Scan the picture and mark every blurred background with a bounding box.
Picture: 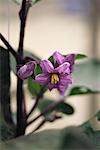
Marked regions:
[0,0,100,134]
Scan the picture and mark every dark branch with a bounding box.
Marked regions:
[0,33,19,62]
[18,0,32,54]
[30,119,46,134]
[26,99,64,127]
[26,86,45,119]
[16,0,32,136]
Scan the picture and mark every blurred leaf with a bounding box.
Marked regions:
[10,53,17,74]
[13,0,41,5]
[80,119,100,149]
[1,130,61,150]
[38,99,74,115]
[69,86,99,96]
[1,126,99,150]
[0,46,16,141]
[56,102,74,115]
[28,77,47,96]
[75,54,87,60]
[73,60,100,91]
[28,78,41,96]
[60,126,95,150]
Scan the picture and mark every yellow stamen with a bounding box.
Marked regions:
[51,74,59,84]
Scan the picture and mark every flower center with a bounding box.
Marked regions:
[51,74,59,84]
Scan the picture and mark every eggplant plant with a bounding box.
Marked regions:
[0,0,100,149]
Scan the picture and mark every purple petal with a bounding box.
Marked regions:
[58,84,68,95]
[53,51,65,64]
[55,62,70,74]
[40,60,54,73]
[65,54,76,72]
[48,83,58,91]
[58,74,72,95]
[59,74,72,86]
[35,73,50,85]
[17,61,35,80]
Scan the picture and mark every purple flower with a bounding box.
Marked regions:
[35,51,76,95]
[35,59,73,95]
[53,51,76,73]
[17,61,36,80]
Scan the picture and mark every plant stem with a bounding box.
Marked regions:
[30,119,46,134]
[0,33,19,62]
[26,99,64,127]
[26,86,45,119]
[16,0,31,136]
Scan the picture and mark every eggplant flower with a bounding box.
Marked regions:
[17,61,36,80]
[35,59,73,95]
[35,51,76,95]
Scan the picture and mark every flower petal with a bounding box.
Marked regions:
[48,83,58,91]
[55,62,70,74]
[60,74,72,86]
[58,84,68,95]
[35,73,50,85]
[65,54,76,72]
[53,51,65,64]
[58,74,72,95]
[17,61,35,80]
[40,60,54,73]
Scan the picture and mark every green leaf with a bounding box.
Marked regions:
[1,126,99,150]
[38,99,74,115]
[80,120,100,149]
[69,86,99,96]
[56,102,74,115]
[75,54,87,60]
[1,130,61,150]
[34,64,42,76]
[0,46,16,141]
[28,78,42,96]
[13,0,41,5]
[10,53,17,74]
[48,56,54,64]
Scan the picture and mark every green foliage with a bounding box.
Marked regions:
[1,118,100,149]
[37,99,74,115]
[34,64,42,76]
[0,46,16,141]
[69,86,99,96]
[75,54,87,60]
[10,53,17,74]
[80,119,100,149]
[13,0,41,5]
[28,78,42,96]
